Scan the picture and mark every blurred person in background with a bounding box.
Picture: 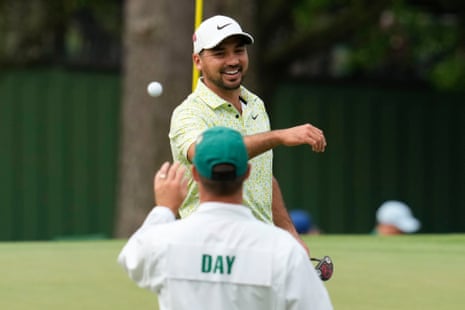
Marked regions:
[290,209,321,235]
[374,200,421,235]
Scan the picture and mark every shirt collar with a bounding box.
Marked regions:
[196,202,256,219]
[195,78,255,109]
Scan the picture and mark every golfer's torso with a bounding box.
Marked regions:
[171,84,273,223]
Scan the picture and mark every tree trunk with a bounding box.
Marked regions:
[115,0,260,237]
[114,0,193,237]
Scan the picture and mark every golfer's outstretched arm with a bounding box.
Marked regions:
[186,124,326,163]
[243,124,327,158]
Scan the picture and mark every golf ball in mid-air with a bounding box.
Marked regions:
[147,81,163,97]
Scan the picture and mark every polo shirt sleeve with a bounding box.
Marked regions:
[169,103,210,161]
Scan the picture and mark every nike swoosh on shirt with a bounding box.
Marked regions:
[217,23,232,30]
[252,114,259,120]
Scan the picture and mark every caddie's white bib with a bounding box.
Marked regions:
[167,244,272,286]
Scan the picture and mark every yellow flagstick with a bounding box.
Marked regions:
[192,0,203,91]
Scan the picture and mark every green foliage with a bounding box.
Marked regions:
[430,53,465,91]
[2,0,464,90]
[268,0,465,91]
[292,0,347,32]
[0,0,121,67]
[349,5,462,76]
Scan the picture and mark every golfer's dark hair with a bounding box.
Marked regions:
[200,164,245,196]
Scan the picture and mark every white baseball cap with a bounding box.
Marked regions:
[193,15,254,54]
[376,200,421,233]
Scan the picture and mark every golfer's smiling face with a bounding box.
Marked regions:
[196,36,249,92]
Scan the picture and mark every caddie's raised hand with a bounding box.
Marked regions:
[281,124,327,153]
[154,162,188,217]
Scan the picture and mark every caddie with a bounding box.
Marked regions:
[118,126,333,310]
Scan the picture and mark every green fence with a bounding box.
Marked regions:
[271,83,465,233]
[1,70,464,240]
[0,69,120,241]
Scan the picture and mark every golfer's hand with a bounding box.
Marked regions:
[280,124,327,152]
[154,162,187,217]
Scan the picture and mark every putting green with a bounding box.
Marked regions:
[0,240,154,310]
[306,234,465,310]
[0,235,463,309]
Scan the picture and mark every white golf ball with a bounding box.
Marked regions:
[147,81,163,97]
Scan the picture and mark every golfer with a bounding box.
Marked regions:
[118,126,333,310]
[170,15,327,255]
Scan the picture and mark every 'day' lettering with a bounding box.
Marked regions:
[201,254,236,274]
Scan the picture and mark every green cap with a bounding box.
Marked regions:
[193,126,248,180]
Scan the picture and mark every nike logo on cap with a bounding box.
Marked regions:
[217,23,232,30]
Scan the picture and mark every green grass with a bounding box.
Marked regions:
[1,235,464,309]
[0,240,154,310]
[307,234,465,310]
